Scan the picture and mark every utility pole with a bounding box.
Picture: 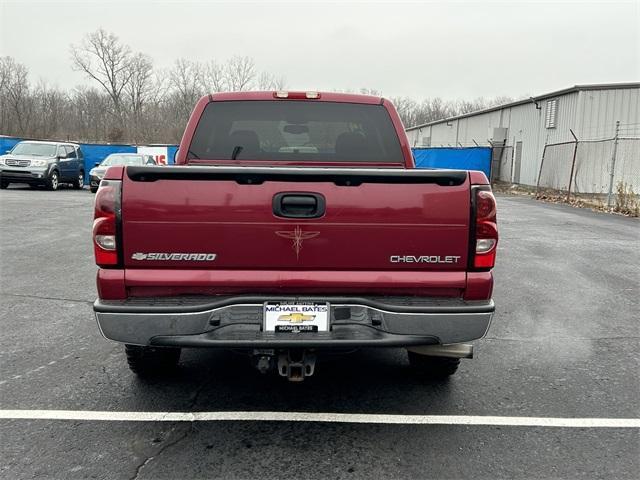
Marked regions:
[607,121,621,208]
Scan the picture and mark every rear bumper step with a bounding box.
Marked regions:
[94,296,494,348]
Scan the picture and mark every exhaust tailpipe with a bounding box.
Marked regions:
[407,343,473,359]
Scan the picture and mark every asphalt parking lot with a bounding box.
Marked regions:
[0,185,638,479]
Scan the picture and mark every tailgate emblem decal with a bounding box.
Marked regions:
[275,226,320,260]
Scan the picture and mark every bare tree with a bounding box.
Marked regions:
[429,97,455,121]
[124,53,154,141]
[169,58,204,119]
[0,56,13,132]
[135,72,172,141]
[0,56,11,94]
[3,58,33,135]
[389,96,418,125]
[72,86,112,142]
[125,54,154,115]
[489,96,514,107]
[70,29,133,116]
[225,55,255,91]
[201,60,226,93]
[453,96,514,115]
[390,96,465,127]
[33,81,69,138]
[256,71,287,91]
[2,47,521,145]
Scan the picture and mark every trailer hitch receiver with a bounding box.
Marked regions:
[277,350,316,382]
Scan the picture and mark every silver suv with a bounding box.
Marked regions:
[0,141,85,191]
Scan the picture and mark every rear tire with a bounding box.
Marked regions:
[90,186,98,193]
[125,344,181,377]
[0,181,8,189]
[73,171,84,189]
[46,170,59,191]
[407,351,460,379]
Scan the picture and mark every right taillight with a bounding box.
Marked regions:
[93,180,121,267]
[471,187,498,270]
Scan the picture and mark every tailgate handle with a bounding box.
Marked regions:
[273,193,326,218]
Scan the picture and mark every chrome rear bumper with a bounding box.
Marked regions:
[94,295,494,348]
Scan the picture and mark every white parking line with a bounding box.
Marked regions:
[0,410,638,428]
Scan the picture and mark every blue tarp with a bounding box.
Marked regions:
[412,147,492,178]
[167,145,179,164]
[0,136,22,154]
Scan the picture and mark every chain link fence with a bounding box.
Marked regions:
[535,122,639,213]
[571,139,613,194]
[536,141,577,192]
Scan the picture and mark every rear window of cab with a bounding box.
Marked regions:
[187,100,404,163]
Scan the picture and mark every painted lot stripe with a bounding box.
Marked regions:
[0,410,638,428]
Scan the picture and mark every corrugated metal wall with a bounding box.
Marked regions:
[502,102,543,185]
[405,86,640,189]
[431,122,457,146]
[421,100,565,185]
[406,126,426,146]
[456,110,503,146]
[576,88,640,139]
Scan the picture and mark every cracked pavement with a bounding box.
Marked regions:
[0,186,639,479]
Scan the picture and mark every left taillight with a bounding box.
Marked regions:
[470,187,498,270]
[93,179,121,267]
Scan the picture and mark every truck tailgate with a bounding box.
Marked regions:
[121,166,470,272]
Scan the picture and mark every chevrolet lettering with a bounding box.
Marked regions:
[390,255,462,264]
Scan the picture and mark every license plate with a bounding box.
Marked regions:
[264,302,329,333]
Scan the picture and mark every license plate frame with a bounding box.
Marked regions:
[263,301,330,333]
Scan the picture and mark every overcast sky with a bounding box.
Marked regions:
[1,0,638,100]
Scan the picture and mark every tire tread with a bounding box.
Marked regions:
[124,344,181,377]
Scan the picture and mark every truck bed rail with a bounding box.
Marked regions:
[126,166,468,186]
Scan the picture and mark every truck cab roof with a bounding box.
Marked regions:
[208,91,384,105]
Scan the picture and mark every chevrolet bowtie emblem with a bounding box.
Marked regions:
[277,313,316,323]
[275,226,320,260]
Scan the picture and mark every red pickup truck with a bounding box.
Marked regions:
[92,91,497,381]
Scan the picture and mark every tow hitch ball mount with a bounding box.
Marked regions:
[252,349,317,382]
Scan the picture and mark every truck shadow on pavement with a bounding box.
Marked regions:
[123,347,458,414]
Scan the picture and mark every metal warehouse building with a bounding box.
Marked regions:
[405,83,640,194]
